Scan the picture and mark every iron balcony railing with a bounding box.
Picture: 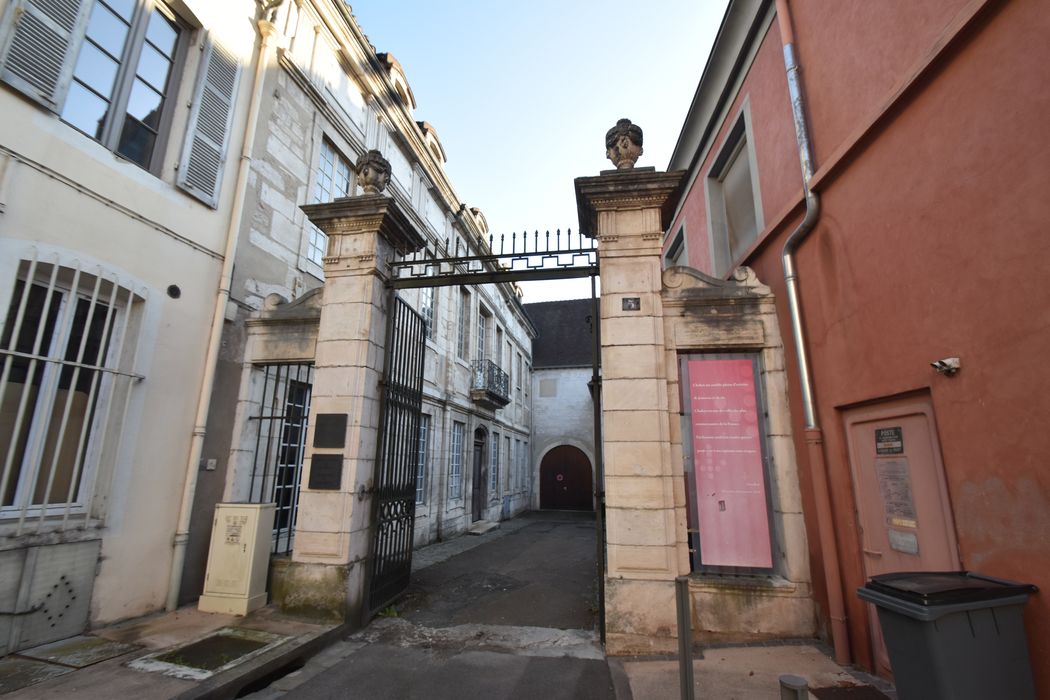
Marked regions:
[471,359,510,407]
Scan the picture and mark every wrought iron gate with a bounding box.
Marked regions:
[366,297,426,614]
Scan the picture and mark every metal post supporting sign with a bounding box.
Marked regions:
[676,575,695,700]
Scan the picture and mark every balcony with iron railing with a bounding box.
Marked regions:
[470,359,510,410]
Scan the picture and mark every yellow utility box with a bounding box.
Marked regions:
[198,503,275,615]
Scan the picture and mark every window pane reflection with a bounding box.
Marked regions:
[73,43,119,98]
[101,0,135,21]
[117,118,156,167]
[126,79,162,127]
[86,3,130,57]
[136,44,172,92]
[62,83,108,139]
[146,11,178,55]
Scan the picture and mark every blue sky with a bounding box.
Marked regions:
[350,1,729,301]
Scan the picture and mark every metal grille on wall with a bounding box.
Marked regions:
[389,229,597,289]
[366,297,426,614]
[246,362,313,555]
[0,257,144,535]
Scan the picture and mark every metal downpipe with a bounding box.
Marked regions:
[776,0,851,665]
[166,11,281,612]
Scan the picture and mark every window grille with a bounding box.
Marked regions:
[246,362,313,555]
[415,414,429,504]
[0,257,143,533]
[449,420,464,499]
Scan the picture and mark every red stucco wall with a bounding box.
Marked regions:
[665,19,801,273]
[672,0,1050,690]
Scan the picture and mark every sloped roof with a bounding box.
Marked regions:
[524,299,596,369]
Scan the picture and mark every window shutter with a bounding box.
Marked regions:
[177,37,240,208]
[0,0,89,109]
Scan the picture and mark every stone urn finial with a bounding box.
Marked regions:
[605,118,643,170]
[355,149,392,194]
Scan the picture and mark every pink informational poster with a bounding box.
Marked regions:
[688,358,773,568]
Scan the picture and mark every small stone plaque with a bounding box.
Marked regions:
[313,414,348,448]
[622,297,641,311]
[308,454,343,490]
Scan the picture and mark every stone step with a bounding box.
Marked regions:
[467,520,500,536]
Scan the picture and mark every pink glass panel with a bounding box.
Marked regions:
[689,358,773,568]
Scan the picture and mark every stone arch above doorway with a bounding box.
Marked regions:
[539,445,593,511]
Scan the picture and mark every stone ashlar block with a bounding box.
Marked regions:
[607,543,678,579]
[601,345,665,381]
[603,378,666,412]
[605,475,675,510]
[690,579,815,638]
[604,410,667,444]
[604,440,668,477]
[601,316,658,347]
[604,577,678,656]
[270,558,350,623]
[606,506,676,547]
[295,489,351,534]
[775,511,811,583]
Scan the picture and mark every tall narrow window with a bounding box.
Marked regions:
[308,139,353,265]
[415,414,430,504]
[456,289,470,359]
[489,431,499,493]
[476,308,489,363]
[449,421,464,499]
[0,261,141,525]
[707,113,763,276]
[515,352,523,401]
[504,436,511,494]
[514,438,521,491]
[419,286,435,340]
[60,1,187,171]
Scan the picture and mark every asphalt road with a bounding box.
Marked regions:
[267,511,617,700]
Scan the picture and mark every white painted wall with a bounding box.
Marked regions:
[531,367,596,509]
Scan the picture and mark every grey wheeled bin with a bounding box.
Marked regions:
[858,571,1038,700]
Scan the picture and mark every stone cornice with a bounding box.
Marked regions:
[301,194,426,256]
[575,170,687,239]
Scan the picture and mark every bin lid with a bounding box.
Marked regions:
[866,571,1038,606]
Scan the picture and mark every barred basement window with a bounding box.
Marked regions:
[448,420,464,499]
[0,258,143,531]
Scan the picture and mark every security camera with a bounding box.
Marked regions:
[931,357,961,376]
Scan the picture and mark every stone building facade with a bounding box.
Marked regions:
[181,0,537,604]
[0,0,536,649]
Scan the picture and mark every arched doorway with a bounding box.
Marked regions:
[539,445,593,511]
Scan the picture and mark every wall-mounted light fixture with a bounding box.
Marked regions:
[931,357,961,376]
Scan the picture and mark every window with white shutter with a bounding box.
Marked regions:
[0,0,198,176]
[176,35,239,207]
[0,0,91,108]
